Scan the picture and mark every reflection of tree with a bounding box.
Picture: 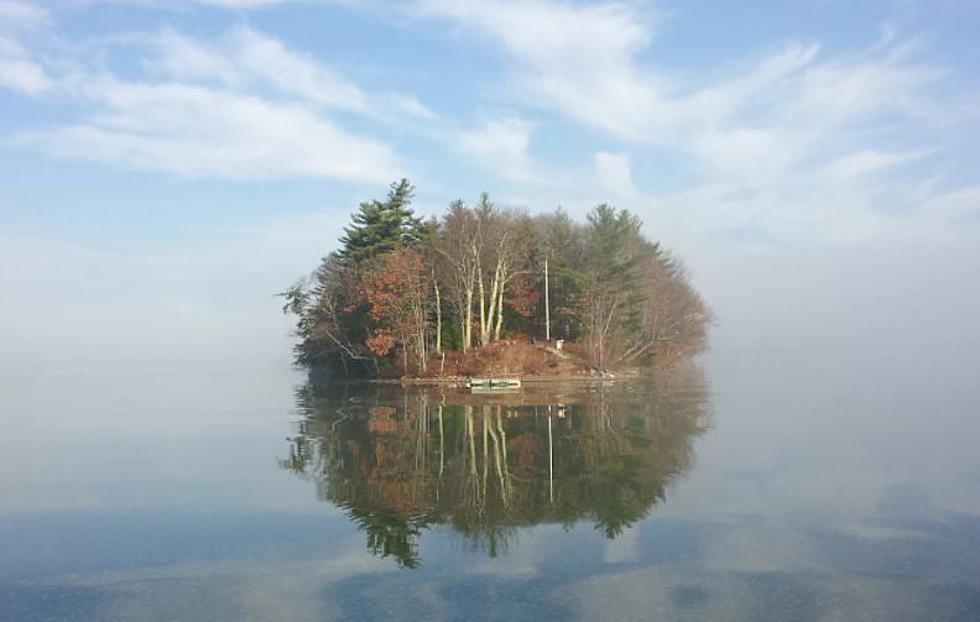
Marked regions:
[280,366,712,568]
[347,507,425,569]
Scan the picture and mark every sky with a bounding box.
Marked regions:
[1,0,979,372]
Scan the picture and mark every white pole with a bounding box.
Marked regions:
[544,256,551,342]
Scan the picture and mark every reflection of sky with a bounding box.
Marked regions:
[2,347,979,620]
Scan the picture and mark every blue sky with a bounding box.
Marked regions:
[1,0,979,370]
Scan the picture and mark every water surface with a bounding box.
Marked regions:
[2,349,979,621]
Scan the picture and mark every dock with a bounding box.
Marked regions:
[467,376,522,391]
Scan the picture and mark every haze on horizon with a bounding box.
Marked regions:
[1,0,978,373]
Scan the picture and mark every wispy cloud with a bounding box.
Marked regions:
[0,2,54,94]
[454,117,540,183]
[594,151,635,197]
[145,25,437,122]
[411,0,660,139]
[4,25,418,182]
[824,149,926,181]
[70,0,301,9]
[16,79,403,181]
[1,0,976,242]
[0,1,51,29]
[412,1,940,156]
[0,37,53,95]
[411,0,970,243]
[192,0,296,6]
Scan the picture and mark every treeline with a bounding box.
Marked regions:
[281,179,710,376]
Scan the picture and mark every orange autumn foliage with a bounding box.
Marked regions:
[360,248,427,359]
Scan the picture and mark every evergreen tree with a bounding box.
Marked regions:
[581,205,651,370]
[540,207,586,340]
[336,178,424,265]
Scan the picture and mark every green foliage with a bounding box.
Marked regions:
[584,204,648,292]
[280,180,710,376]
[336,178,424,266]
[347,507,425,569]
[538,208,585,340]
[577,205,657,368]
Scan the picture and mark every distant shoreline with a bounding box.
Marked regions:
[304,362,646,387]
[379,373,632,386]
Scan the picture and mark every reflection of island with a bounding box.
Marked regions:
[280,367,712,568]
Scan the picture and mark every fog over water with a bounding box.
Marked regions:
[2,211,978,373]
[2,271,979,619]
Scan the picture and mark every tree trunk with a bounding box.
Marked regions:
[474,242,487,347]
[484,260,502,346]
[478,261,487,346]
[433,277,442,355]
[544,256,551,342]
[464,286,473,352]
[493,270,506,341]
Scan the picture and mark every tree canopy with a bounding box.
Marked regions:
[280,180,710,376]
[336,178,424,265]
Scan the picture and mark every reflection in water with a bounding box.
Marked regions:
[7,357,980,620]
[281,366,712,568]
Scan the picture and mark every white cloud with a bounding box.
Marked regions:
[0,36,52,95]
[17,78,402,181]
[0,1,50,29]
[194,0,294,6]
[824,149,925,180]
[146,26,437,123]
[1,0,973,241]
[71,0,297,9]
[594,151,634,196]
[455,117,539,182]
[6,25,419,182]
[0,56,51,95]
[382,92,436,121]
[413,0,963,242]
[412,0,661,139]
[412,2,939,147]
[150,26,371,113]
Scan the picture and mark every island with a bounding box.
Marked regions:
[280,179,710,381]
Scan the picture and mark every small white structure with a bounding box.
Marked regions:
[468,377,522,392]
[555,339,564,351]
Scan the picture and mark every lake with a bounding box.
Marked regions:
[2,347,979,621]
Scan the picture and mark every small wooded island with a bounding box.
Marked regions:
[281,179,710,380]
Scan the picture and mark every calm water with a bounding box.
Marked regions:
[2,349,980,621]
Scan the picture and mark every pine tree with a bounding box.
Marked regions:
[540,207,586,340]
[581,205,651,370]
[336,179,424,266]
